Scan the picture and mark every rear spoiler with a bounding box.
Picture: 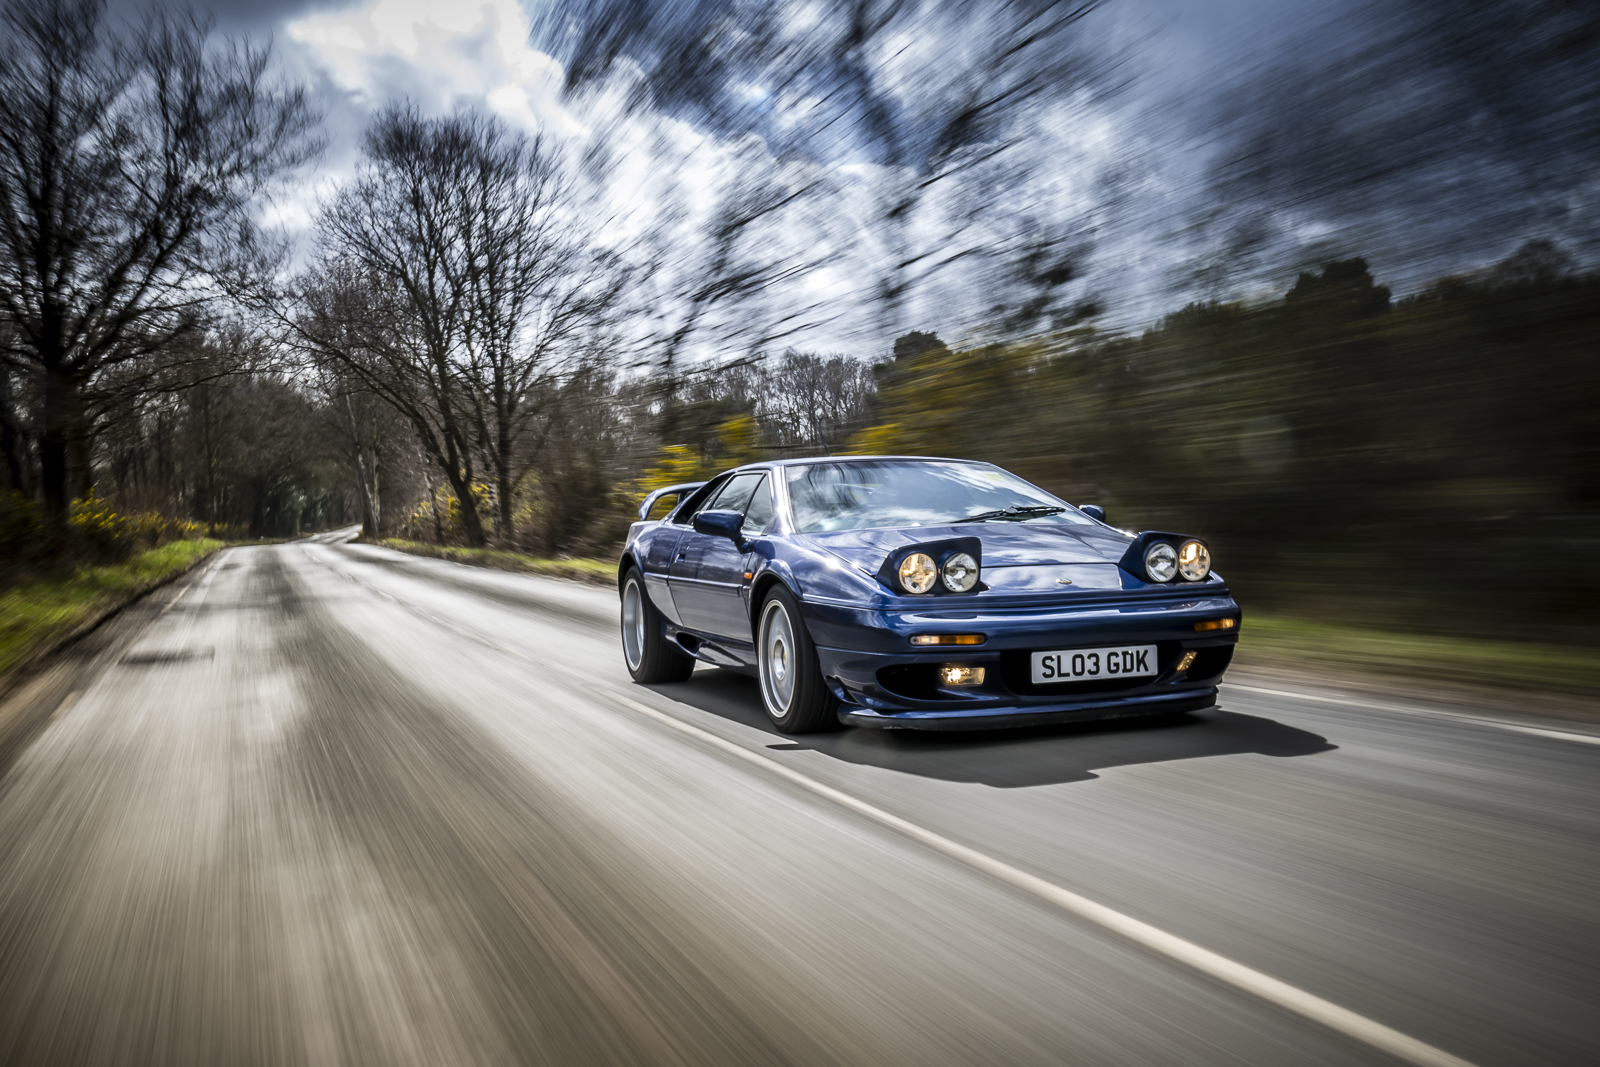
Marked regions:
[637,482,706,521]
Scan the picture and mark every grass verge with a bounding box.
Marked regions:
[1236,613,1597,698]
[376,539,615,586]
[0,539,223,682]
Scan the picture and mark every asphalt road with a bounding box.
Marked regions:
[0,542,1595,1067]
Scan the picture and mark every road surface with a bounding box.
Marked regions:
[0,542,1594,1066]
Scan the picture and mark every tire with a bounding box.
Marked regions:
[620,569,695,684]
[756,585,837,733]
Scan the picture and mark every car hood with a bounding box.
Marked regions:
[802,523,1135,572]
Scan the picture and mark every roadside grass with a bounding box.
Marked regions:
[376,539,616,586]
[1236,613,1597,698]
[0,539,223,681]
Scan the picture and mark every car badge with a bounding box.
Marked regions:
[1057,578,1073,585]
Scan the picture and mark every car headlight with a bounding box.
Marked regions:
[1178,540,1210,581]
[941,551,979,592]
[1144,542,1178,582]
[899,552,938,594]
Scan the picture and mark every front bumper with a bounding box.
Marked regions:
[807,591,1239,731]
[837,689,1220,730]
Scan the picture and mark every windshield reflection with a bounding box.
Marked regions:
[785,460,1093,533]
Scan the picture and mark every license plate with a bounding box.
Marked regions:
[1031,644,1157,684]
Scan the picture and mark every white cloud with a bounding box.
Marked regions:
[288,0,585,136]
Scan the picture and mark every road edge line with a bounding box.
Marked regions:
[602,688,1478,1067]
[1226,683,1600,746]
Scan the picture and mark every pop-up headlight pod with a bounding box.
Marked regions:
[877,537,985,595]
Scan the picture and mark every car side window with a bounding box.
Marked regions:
[741,476,773,536]
[672,478,726,523]
[645,490,688,521]
[701,473,763,518]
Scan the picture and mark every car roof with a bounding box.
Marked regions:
[737,455,990,469]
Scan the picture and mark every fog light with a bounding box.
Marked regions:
[1174,650,1198,672]
[1194,618,1236,631]
[939,665,986,686]
[911,634,987,645]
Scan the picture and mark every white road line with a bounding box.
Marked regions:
[1226,683,1600,747]
[160,551,225,616]
[166,553,225,650]
[603,688,1480,1067]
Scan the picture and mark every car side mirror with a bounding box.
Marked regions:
[1080,504,1106,522]
[692,508,747,547]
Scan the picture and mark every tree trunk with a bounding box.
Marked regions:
[436,431,487,547]
[39,369,74,519]
[0,369,24,493]
[495,417,515,547]
[70,420,94,502]
[496,468,514,547]
[447,468,487,547]
[343,394,381,539]
[367,455,381,538]
[201,388,218,536]
[355,449,380,539]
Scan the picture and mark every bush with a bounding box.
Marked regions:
[66,496,141,560]
[0,493,211,581]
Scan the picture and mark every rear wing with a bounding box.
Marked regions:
[637,482,706,521]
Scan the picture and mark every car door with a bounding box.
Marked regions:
[691,474,775,641]
[639,524,685,624]
[670,472,766,639]
[662,479,726,620]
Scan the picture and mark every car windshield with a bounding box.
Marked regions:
[785,460,1094,532]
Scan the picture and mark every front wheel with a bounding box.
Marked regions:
[757,586,837,733]
[621,569,695,684]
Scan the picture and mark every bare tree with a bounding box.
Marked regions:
[761,351,875,450]
[454,117,628,541]
[335,383,385,540]
[289,106,620,547]
[0,0,321,516]
[303,358,412,541]
[687,349,875,452]
[297,114,492,545]
[284,257,487,539]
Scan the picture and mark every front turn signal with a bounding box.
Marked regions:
[1194,618,1236,632]
[910,634,987,646]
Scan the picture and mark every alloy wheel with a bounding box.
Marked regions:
[759,597,797,716]
[621,576,646,671]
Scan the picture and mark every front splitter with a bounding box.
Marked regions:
[836,689,1219,731]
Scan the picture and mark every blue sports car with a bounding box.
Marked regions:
[619,456,1240,733]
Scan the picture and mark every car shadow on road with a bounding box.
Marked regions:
[647,667,1336,788]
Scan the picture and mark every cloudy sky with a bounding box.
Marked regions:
[104,0,1596,354]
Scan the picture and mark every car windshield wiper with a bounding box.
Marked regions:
[954,505,1067,523]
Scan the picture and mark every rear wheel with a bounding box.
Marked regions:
[621,569,695,683]
[757,586,837,733]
